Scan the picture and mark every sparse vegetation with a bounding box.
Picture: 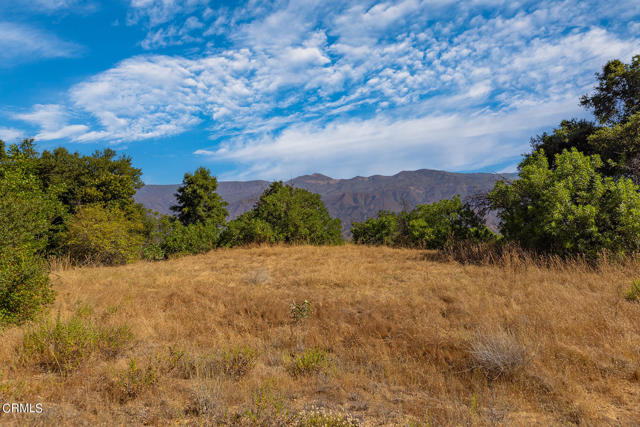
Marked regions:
[20,307,133,375]
[286,347,333,376]
[470,330,529,379]
[107,357,159,403]
[0,245,638,424]
[290,299,313,323]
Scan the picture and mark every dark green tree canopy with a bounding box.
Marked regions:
[580,55,640,126]
[1,139,143,212]
[528,119,600,168]
[587,112,640,181]
[221,181,342,246]
[252,181,342,244]
[171,167,229,226]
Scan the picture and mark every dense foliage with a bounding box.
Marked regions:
[580,55,640,126]
[351,211,399,246]
[0,157,62,324]
[221,182,343,246]
[159,219,222,257]
[489,149,640,257]
[65,204,145,265]
[352,197,494,249]
[171,167,228,227]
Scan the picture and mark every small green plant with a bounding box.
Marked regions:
[290,300,313,323]
[294,406,359,426]
[109,358,158,403]
[20,308,133,375]
[141,243,165,261]
[286,348,332,376]
[625,280,640,302]
[242,380,290,424]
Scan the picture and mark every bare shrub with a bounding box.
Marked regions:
[244,268,271,285]
[470,330,528,379]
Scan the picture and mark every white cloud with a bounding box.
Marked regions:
[127,0,209,26]
[0,22,81,64]
[12,0,640,176]
[0,128,25,142]
[195,94,580,179]
[14,104,88,141]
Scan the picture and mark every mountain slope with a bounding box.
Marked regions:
[134,169,516,234]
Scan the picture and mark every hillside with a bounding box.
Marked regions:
[1,246,638,425]
[134,169,516,233]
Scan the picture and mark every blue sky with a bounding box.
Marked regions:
[0,0,638,184]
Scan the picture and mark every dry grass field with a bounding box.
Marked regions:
[1,244,639,425]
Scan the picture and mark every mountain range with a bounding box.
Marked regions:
[134,169,517,235]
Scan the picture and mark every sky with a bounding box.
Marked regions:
[0,1,638,184]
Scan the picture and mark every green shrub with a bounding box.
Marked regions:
[20,308,133,375]
[351,211,399,245]
[352,197,494,249]
[0,166,62,326]
[160,219,221,257]
[65,204,145,265]
[625,280,640,302]
[0,248,54,326]
[141,242,165,261]
[488,148,640,257]
[221,182,343,247]
[220,213,276,247]
[405,197,494,249]
[286,348,332,376]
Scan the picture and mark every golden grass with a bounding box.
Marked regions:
[1,244,640,425]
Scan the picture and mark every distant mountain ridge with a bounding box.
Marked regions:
[134,169,517,235]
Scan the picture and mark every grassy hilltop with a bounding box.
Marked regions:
[1,245,639,425]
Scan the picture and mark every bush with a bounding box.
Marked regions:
[488,148,640,257]
[107,358,158,403]
[160,219,221,257]
[220,213,276,247]
[351,211,399,245]
[286,348,332,376]
[221,182,343,247]
[167,346,258,380]
[0,167,63,325]
[65,204,145,265]
[352,197,494,249]
[0,248,54,326]
[470,330,528,379]
[20,308,133,375]
[405,197,494,249]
